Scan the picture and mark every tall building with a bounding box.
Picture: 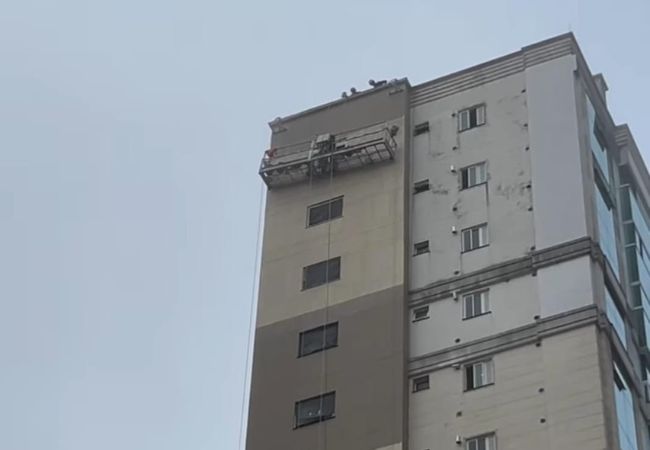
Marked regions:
[246,33,650,450]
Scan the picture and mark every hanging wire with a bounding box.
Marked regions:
[238,180,266,450]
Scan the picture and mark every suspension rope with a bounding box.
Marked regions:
[238,181,266,450]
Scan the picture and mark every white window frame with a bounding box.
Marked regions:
[458,104,486,132]
[460,162,487,190]
[461,224,489,252]
[465,360,494,390]
[463,290,490,319]
[412,375,430,392]
[466,433,496,450]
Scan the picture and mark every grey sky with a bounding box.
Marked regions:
[0,1,648,449]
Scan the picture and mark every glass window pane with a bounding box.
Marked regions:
[321,393,335,418]
[329,198,343,219]
[309,204,330,226]
[469,109,478,128]
[473,295,483,315]
[464,295,474,318]
[463,230,472,251]
[465,366,474,390]
[479,225,488,246]
[328,257,341,281]
[300,327,324,356]
[325,323,338,347]
[474,363,484,386]
[478,163,487,183]
[477,105,486,125]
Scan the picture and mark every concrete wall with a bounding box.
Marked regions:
[410,72,533,290]
[526,54,588,250]
[248,85,409,450]
[247,287,405,450]
[259,117,405,327]
[410,275,539,358]
[409,326,607,450]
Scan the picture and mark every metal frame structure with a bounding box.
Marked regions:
[259,126,398,188]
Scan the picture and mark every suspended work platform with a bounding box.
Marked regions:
[259,125,398,188]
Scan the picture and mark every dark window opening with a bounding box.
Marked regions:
[413,305,430,321]
[414,122,430,136]
[303,257,341,290]
[308,197,343,227]
[414,240,430,255]
[295,392,336,428]
[299,322,338,357]
[414,180,430,194]
[413,375,430,392]
[458,105,486,132]
[460,162,487,190]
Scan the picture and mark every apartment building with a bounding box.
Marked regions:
[246,33,650,450]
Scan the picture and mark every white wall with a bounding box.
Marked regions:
[537,255,594,318]
[410,72,534,290]
[410,276,539,357]
[526,54,588,250]
[409,326,607,450]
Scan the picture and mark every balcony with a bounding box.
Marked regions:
[259,125,398,188]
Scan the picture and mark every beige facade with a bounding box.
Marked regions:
[247,33,650,450]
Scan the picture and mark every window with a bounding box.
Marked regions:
[466,433,496,450]
[458,104,486,132]
[460,162,487,189]
[461,224,488,252]
[414,179,430,194]
[414,122,430,136]
[308,197,343,227]
[586,95,610,182]
[463,290,489,319]
[303,257,341,290]
[605,288,626,348]
[614,364,639,450]
[294,392,336,428]
[595,182,619,277]
[412,305,430,322]
[299,322,338,357]
[413,375,430,392]
[414,241,430,255]
[465,360,494,390]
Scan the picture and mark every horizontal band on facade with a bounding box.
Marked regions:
[409,237,596,307]
[408,305,599,377]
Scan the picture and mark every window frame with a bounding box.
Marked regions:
[412,375,430,392]
[462,290,490,320]
[294,391,336,428]
[412,305,430,322]
[465,360,494,391]
[465,432,496,450]
[307,196,344,227]
[298,322,339,358]
[461,223,489,253]
[302,257,341,290]
[460,162,488,190]
[458,104,487,132]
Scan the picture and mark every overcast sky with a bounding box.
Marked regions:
[1,1,648,449]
